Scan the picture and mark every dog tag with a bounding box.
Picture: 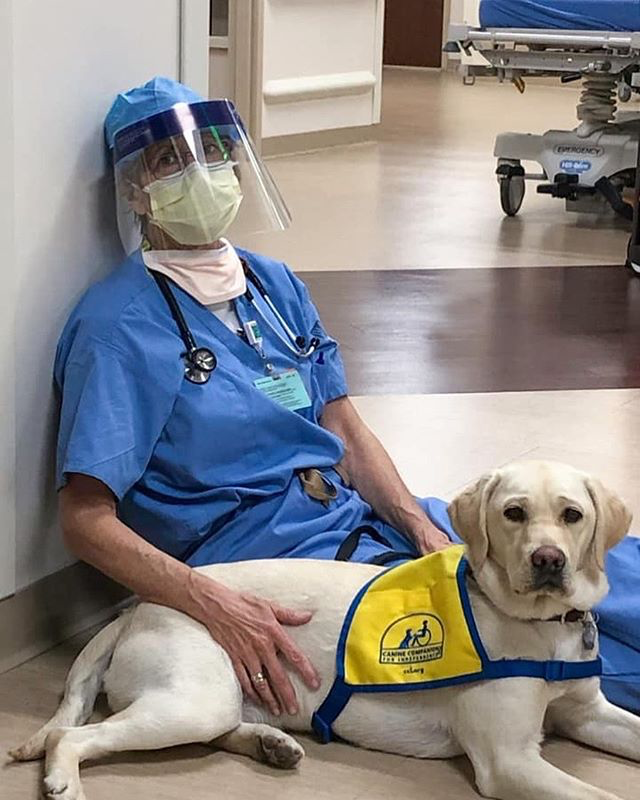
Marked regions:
[582,613,598,651]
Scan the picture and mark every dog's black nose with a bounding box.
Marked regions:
[531,546,566,573]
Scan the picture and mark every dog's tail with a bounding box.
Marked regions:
[8,610,131,761]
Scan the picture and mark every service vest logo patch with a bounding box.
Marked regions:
[379,613,445,665]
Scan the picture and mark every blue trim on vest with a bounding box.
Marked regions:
[335,574,380,682]
[312,679,352,744]
[456,557,491,666]
[311,556,602,743]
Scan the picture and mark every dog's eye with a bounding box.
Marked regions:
[563,508,583,524]
[504,506,526,523]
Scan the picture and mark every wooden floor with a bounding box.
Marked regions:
[305,266,640,395]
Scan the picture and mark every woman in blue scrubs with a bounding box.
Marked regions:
[55,78,450,717]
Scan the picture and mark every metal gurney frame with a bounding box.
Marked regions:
[446,25,640,231]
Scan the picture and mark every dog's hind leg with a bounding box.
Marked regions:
[214,722,305,769]
[9,614,130,762]
[42,690,240,800]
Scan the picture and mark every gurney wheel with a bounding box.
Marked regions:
[627,237,640,276]
[500,175,525,217]
[618,83,632,104]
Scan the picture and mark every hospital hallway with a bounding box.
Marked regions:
[2,71,640,800]
[244,68,631,270]
[243,68,640,522]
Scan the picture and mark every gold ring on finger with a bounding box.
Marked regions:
[252,671,267,687]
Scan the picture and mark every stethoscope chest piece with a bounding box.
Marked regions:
[184,347,217,384]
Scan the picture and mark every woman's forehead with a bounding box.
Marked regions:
[144,128,225,155]
[144,134,199,158]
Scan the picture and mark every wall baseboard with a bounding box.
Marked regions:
[262,124,380,158]
[0,561,130,674]
[383,65,442,72]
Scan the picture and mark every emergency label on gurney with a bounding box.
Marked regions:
[254,369,311,411]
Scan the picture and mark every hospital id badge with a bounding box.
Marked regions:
[254,369,312,411]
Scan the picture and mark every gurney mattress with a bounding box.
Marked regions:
[479,0,640,32]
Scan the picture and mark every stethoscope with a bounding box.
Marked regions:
[150,261,320,384]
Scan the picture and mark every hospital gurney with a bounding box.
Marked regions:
[447,9,640,231]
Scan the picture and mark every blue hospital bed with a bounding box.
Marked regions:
[447,2,640,232]
[480,0,640,32]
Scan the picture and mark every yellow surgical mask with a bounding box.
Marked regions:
[144,162,243,246]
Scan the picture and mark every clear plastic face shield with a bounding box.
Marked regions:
[112,100,290,254]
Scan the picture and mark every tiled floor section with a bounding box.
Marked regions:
[353,389,640,522]
[239,69,632,271]
[2,388,639,799]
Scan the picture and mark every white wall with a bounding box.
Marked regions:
[0,0,17,600]
[181,0,211,97]
[3,0,208,592]
[261,0,385,138]
[450,0,480,24]
[449,0,463,23]
[209,45,233,98]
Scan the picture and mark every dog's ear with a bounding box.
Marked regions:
[448,471,501,572]
[585,478,631,570]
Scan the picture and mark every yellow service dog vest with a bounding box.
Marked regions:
[312,545,601,742]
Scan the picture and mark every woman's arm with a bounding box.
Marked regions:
[320,396,450,554]
[60,474,320,715]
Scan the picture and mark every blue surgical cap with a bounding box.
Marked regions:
[104,76,205,150]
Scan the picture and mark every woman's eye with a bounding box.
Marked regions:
[151,151,179,173]
[504,506,526,523]
[563,508,583,524]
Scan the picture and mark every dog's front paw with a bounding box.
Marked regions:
[43,769,85,800]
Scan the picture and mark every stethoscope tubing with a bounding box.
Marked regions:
[149,261,318,383]
[241,260,318,357]
[150,269,199,353]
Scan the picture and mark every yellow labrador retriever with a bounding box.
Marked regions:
[10,460,640,800]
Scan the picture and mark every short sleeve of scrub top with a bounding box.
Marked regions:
[55,331,182,501]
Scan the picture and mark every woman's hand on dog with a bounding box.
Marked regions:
[410,520,452,554]
[191,575,321,716]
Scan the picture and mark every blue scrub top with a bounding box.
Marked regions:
[55,248,406,565]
